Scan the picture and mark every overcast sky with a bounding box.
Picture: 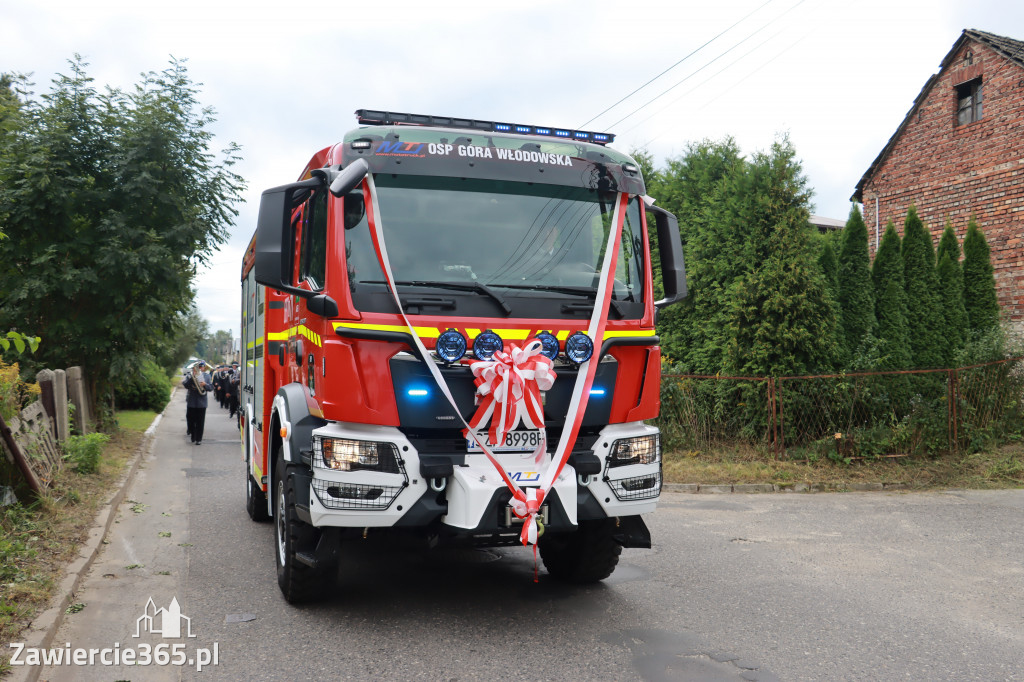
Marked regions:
[4,0,1023,339]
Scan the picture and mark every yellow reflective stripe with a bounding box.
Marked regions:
[267,331,289,341]
[295,325,322,347]
[604,330,657,339]
[333,322,439,337]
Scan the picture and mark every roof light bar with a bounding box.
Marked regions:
[354,109,615,145]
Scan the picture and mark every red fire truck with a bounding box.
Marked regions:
[241,110,686,602]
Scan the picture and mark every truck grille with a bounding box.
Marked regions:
[311,479,405,510]
[607,471,662,501]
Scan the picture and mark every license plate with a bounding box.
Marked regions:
[466,429,542,453]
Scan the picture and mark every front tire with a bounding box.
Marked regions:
[274,457,334,602]
[539,518,622,584]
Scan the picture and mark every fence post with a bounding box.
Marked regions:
[949,368,959,453]
[35,369,56,440]
[777,377,786,459]
[66,366,91,435]
[52,368,70,442]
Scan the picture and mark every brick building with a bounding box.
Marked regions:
[853,29,1024,327]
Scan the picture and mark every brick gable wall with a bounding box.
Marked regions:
[860,39,1024,325]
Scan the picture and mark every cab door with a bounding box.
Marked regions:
[295,186,330,397]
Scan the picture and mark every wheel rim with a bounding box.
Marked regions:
[276,479,287,565]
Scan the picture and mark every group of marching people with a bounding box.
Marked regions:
[182,361,242,446]
[212,363,241,420]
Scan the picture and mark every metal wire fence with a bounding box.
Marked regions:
[656,357,1024,459]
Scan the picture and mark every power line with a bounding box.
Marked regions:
[605,0,808,131]
[640,30,811,148]
[578,0,777,129]
[619,25,790,137]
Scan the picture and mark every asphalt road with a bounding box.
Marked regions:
[39,388,1024,681]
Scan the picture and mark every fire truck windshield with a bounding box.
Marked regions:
[345,175,646,319]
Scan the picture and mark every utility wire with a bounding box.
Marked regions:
[620,25,790,137]
[640,31,811,148]
[578,0,776,129]
[605,0,808,131]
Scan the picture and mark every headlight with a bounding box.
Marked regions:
[473,330,503,360]
[320,438,380,471]
[608,434,660,467]
[565,331,594,364]
[435,329,467,363]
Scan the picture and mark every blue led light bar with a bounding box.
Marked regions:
[354,109,615,145]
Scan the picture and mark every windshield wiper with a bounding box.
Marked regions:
[365,280,512,316]
[495,283,624,317]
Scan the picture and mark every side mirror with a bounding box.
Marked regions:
[649,205,688,308]
[330,158,369,197]
[253,177,322,298]
[307,294,339,318]
[343,192,365,230]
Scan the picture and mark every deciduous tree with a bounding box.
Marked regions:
[0,57,244,411]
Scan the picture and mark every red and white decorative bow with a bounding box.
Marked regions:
[467,339,555,454]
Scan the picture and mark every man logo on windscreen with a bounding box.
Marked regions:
[374,141,426,157]
[134,597,196,639]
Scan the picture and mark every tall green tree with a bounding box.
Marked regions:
[0,56,245,409]
[837,203,875,361]
[962,217,1000,334]
[818,240,839,300]
[900,206,944,368]
[935,222,967,363]
[721,138,839,376]
[872,222,910,370]
[650,138,744,367]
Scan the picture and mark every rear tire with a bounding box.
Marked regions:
[244,427,270,522]
[246,471,270,522]
[539,518,622,584]
[274,456,334,602]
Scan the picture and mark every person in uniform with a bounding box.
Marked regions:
[183,361,212,445]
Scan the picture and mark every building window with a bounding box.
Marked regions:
[956,78,983,125]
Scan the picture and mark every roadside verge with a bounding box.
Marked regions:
[6,410,162,682]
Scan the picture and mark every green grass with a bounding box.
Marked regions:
[116,409,158,432]
[1,429,141,672]
[663,441,1024,490]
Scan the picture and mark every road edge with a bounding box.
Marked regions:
[662,481,908,494]
[8,406,165,682]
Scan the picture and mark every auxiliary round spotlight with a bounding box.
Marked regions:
[473,330,503,360]
[435,329,467,363]
[565,332,594,364]
[535,331,560,361]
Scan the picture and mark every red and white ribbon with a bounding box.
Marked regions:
[467,339,555,453]
[363,173,626,553]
